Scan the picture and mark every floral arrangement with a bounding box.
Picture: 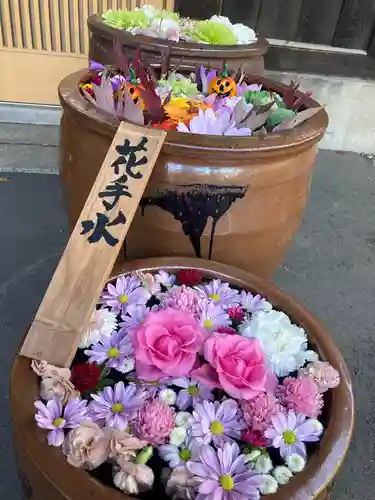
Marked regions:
[102,6,257,45]
[33,268,340,499]
[80,47,320,137]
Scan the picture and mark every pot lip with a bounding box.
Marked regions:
[58,70,329,155]
[88,13,270,57]
[11,257,354,500]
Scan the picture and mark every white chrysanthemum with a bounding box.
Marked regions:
[80,308,117,348]
[286,454,306,473]
[254,455,273,474]
[260,475,278,495]
[170,426,187,447]
[209,15,232,27]
[244,449,262,464]
[159,388,177,406]
[232,23,257,44]
[175,411,193,429]
[240,310,318,377]
[273,466,293,485]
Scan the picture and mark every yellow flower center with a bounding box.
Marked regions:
[283,430,296,445]
[52,417,64,428]
[111,403,125,414]
[107,347,120,358]
[220,475,234,491]
[209,293,220,302]
[203,319,214,329]
[187,384,199,396]
[119,294,128,304]
[210,420,224,435]
[179,448,192,461]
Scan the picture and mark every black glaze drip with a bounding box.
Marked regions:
[140,184,248,259]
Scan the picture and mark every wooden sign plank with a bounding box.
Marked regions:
[20,122,166,367]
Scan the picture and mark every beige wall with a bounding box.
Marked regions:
[0,0,174,105]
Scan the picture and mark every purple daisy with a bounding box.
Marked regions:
[101,275,150,315]
[187,442,264,500]
[199,302,231,332]
[126,371,169,398]
[190,400,246,448]
[172,377,214,410]
[84,330,134,374]
[196,280,240,309]
[239,291,272,314]
[119,305,158,335]
[264,410,323,460]
[155,270,176,288]
[90,381,147,430]
[34,397,90,447]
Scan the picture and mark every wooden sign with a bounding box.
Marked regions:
[20,122,166,367]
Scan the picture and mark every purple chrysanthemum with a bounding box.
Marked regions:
[239,290,272,314]
[34,397,90,447]
[119,305,157,335]
[101,275,150,315]
[126,371,169,398]
[90,381,147,430]
[84,330,134,374]
[199,302,231,332]
[172,377,214,410]
[264,410,323,460]
[190,400,246,448]
[195,280,240,309]
[187,442,264,500]
[155,270,176,288]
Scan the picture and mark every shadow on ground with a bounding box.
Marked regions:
[0,149,373,499]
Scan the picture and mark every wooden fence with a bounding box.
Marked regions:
[0,0,173,104]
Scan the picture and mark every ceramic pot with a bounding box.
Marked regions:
[87,14,269,74]
[58,70,328,279]
[11,257,353,500]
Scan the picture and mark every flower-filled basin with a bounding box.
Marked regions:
[11,257,354,500]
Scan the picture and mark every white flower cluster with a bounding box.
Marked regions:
[209,15,257,44]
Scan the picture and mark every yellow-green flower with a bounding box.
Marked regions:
[190,20,237,45]
[102,9,148,30]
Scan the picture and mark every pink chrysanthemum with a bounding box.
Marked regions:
[276,376,324,419]
[242,392,284,434]
[132,399,175,445]
[160,285,206,318]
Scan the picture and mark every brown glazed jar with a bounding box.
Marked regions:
[11,257,353,500]
[88,14,269,74]
[58,70,328,279]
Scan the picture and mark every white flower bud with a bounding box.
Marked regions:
[170,427,187,447]
[159,388,177,406]
[272,466,293,485]
[254,455,273,474]
[260,475,278,495]
[286,454,306,473]
[246,449,262,462]
[175,412,193,428]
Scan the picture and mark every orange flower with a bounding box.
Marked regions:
[152,120,178,131]
[164,97,209,123]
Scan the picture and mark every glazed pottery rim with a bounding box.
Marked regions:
[88,13,269,55]
[58,69,328,155]
[11,257,354,500]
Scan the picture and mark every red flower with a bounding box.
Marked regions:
[242,429,267,448]
[176,269,203,286]
[215,326,237,335]
[228,305,245,321]
[71,363,102,392]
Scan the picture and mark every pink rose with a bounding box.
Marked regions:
[191,334,276,400]
[133,308,206,381]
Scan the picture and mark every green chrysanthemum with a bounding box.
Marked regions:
[168,75,198,97]
[189,20,237,45]
[102,9,149,30]
[267,108,296,127]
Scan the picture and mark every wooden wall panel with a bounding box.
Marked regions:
[174,0,221,19]
[221,0,260,28]
[333,0,375,50]
[256,0,302,40]
[295,0,343,45]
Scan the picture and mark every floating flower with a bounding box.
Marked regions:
[239,291,272,314]
[90,381,147,430]
[40,376,78,405]
[241,392,284,433]
[159,388,177,406]
[190,19,237,45]
[299,360,340,393]
[240,310,318,377]
[165,465,197,500]
[177,108,251,136]
[276,376,324,418]
[80,308,118,348]
[242,429,267,448]
[133,308,206,381]
[215,326,237,335]
[119,305,156,335]
[253,453,273,474]
[159,285,205,318]
[113,461,154,495]
[172,377,213,410]
[192,334,273,400]
[228,305,245,321]
[133,399,175,445]
[187,442,264,500]
[71,363,102,393]
[34,397,90,447]
[272,466,293,485]
[196,279,240,308]
[264,411,323,460]
[231,23,257,44]
[159,437,199,468]
[136,271,162,294]
[155,270,176,288]
[84,330,134,374]
[109,429,148,466]
[236,83,262,97]
[199,302,231,332]
[63,421,110,469]
[170,426,187,447]
[260,475,278,495]
[175,411,194,428]
[101,275,149,315]
[286,453,306,473]
[190,399,246,447]
[176,269,203,286]
[199,66,218,94]
[31,360,71,381]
